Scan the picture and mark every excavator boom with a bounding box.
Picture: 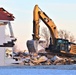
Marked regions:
[33,5,58,44]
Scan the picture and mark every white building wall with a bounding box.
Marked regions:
[0,25,5,66]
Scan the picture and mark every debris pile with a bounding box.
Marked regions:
[13,52,76,65]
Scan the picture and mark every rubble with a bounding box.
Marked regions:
[37,49,47,54]
[51,55,63,62]
[13,52,76,66]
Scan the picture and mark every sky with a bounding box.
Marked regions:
[0,0,76,50]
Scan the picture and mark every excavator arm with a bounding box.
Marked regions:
[32,5,58,44]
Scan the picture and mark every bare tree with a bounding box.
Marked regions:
[69,34,76,42]
[58,29,75,42]
[58,30,64,38]
[41,28,76,44]
[40,27,50,47]
[58,30,69,39]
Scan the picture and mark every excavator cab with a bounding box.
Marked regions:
[55,39,69,52]
[46,38,69,53]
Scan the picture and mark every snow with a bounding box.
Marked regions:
[0,68,75,75]
[0,66,76,75]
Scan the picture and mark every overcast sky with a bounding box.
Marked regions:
[0,0,76,50]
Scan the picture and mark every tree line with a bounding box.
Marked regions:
[40,27,76,46]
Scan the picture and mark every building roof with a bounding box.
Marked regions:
[0,7,14,21]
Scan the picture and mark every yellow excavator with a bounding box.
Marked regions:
[27,5,76,54]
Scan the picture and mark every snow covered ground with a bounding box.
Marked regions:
[0,66,76,75]
[0,68,76,75]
